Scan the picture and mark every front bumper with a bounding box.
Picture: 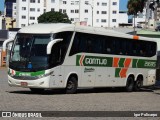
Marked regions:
[8,75,51,88]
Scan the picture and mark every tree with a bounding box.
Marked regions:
[127,0,146,34]
[38,11,71,23]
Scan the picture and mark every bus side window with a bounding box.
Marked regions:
[106,41,111,54]
[49,42,61,67]
[55,31,73,58]
[132,41,138,56]
[104,37,113,54]
[146,42,156,57]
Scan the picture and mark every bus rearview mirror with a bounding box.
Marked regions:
[47,39,63,54]
[3,38,14,52]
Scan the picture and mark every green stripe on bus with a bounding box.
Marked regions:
[76,55,156,69]
[115,68,121,77]
[119,58,125,67]
[15,70,45,77]
[136,59,156,68]
[132,59,138,68]
[76,55,113,67]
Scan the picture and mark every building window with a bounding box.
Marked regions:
[71,10,74,13]
[22,16,26,19]
[37,8,40,12]
[71,18,74,21]
[75,9,79,13]
[63,1,67,4]
[44,9,46,13]
[85,1,89,4]
[22,7,26,10]
[75,18,79,22]
[21,24,25,27]
[112,11,117,14]
[97,2,99,6]
[14,6,16,9]
[14,12,16,15]
[112,19,116,22]
[63,9,66,13]
[75,1,79,5]
[51,8,54,11]
[71,1,74,5]
[30,17,35,20]
[85,9,88,13]
[30,0,35,3]
[101,19,106,23]
[59,9,62,12]
[30,8,35,12]
[51,0,55,3]
[96,19,99,22]
[22,0,26,2]
[113,2,117,5]
[102,3,107,6]
[84,18,88,21]
[97,11,99,14]
[101,11,107,14]
[38,0,40,3]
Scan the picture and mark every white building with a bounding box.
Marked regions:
[16,0,119,28]
[118,11,128,24]
[16,0,44,28]
[12,3,17,20]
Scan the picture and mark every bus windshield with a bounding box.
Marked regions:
[9,33,51,71]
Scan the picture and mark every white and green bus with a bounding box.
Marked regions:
[4,23,157,93]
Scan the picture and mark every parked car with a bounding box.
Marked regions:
[155,26,160,31]
[137,24,142,28]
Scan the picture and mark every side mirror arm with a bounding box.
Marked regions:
[47,39,63,54]
[2,38,14,52]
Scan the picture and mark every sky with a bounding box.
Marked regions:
[120,0,128,11]
[0,0,4,11]
[0,0,128,11]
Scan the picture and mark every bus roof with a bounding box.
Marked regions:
[18,23,158,42]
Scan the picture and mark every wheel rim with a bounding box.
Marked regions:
[67,81,74,90]
[136,80,142,88]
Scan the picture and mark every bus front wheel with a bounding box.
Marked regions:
[30,88,44,93]
[66,76,78,94]
[126,77,134,92]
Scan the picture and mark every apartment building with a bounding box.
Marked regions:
[4,0,16,29]
[16,0,119,28]
[16,0,44,28]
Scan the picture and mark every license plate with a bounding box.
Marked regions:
[21,82,28,86]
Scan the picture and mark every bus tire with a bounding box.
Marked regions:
[126,77,134,92]
[66,76,77,94]
[30,88,44,93]
[134,77,143,91]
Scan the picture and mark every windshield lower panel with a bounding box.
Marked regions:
[9,33,51,72]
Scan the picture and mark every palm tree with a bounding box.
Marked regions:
[127,0,146,34]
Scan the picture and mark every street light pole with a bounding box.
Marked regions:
[91,6,93,27]
[79,0,81,23]
[85,2,93,27]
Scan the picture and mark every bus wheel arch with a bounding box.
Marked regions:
[65,73,78,94]
[126,74,135,92]
[134,74,143,91]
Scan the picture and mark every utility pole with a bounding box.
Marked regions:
[85,0,94,26]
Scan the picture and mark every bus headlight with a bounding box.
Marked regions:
[37,71,54,79]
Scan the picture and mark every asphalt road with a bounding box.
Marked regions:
[0,67,160,119]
